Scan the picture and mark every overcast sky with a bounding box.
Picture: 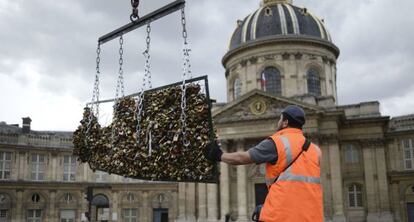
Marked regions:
[0,0,413,131]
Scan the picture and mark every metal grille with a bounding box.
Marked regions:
[27,209,42,222]
[31,154,45,181]
[344,144,359,164]
[0,210,8,222]
[307,68,321,96]
[403,139,414,170]
[0,152,11,180]
[261,67,281,95]
[348,184,363,208]
[63,156,76,181]
[124,209,138,222]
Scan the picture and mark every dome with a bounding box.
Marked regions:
[229,1,332,50]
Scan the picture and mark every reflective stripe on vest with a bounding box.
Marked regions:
[265,135,320,186]
[280,136,293,173]
[278,173,321,184]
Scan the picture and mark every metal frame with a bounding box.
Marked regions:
[87,75,219,184]
[88,0,220,184]
[98,0,185,44]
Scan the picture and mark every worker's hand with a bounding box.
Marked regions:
[204,141,223,162]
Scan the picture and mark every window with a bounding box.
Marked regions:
[32,194,40,203]
[27,209,42,222]
[403,139,414,170]
[307,68,321,96]
[0,152,11,180]
[123,209,137,222]
[63,193,73,203]
[261,67,281,95]
[345,144,359,164]
[95,171,108,182]
[31,154,45,181]
[127,193,135,203]
[348,184,363,208]
[233,78,242,100]
[0,194,7,204]
[0,210,9,222]
[60,210,75,222]
[63,156,76,181]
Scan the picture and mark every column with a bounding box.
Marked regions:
[83,164,90,182]
[171,190,179,222]
[18,151,27,180]
[390,183,402,222]
[186,183,196,221]
[198,183,207,221]
[111,191,119,222]
[375,144,394,221]
[177,183,186,221]
[236,140,249,222]
[51,152,58,181]
[363,146,379,221]
[15,189,24,221]
[328,141,346,222]
[48,190,57,222]
[320,140,333,222]
[207,183,218,222]
[142,191,149,222]
[219,140,230,221]
[80,189,89,222]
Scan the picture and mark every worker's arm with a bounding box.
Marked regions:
[221,151,253,165]
[204,140,277,165]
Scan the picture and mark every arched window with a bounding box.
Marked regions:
[344,144,359,164]
[63,193,73,203]
[348,184,363,208]
[233,78,242,100]
[31,194,40,203]
[307,68,321,96]
[261,67,281,95]
[126,193,135,203]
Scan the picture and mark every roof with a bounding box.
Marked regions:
[229,3,333,51]
[0,122,73,149]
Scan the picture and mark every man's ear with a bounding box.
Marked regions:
[283,119,289,128]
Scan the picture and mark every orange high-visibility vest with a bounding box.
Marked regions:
[259,128,322,222]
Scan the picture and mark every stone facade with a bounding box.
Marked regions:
[0,126,178,222]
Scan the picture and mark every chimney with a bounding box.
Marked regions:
[22,117,32,133]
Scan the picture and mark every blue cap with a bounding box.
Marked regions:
[282,105,306,127]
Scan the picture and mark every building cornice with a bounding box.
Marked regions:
[222,35,340,67]
[388,170,414,182]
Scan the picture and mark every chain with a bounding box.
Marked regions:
[115,35,125,99]
[146,121,153,157]
[145,23,152,89]
[112,35,125,148]
[180,8,191,147]
[130,0,140,22]
[86,43,101,143]
[135,23,152,145]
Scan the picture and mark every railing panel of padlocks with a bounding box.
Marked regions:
[73,76,219,183]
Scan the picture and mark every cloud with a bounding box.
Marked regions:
[1,0,413,130]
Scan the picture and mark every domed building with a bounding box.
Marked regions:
[224,0,339,104]
[207,0,413,222]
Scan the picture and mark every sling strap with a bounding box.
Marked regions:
[268,138,311,188]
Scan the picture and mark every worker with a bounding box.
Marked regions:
[204,105,322,222]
